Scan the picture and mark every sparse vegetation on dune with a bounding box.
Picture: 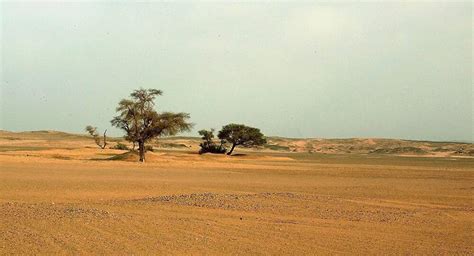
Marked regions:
[156,142,189,149]
[111,142,129,151]
[264,144,291,151]
[370,146,427,155]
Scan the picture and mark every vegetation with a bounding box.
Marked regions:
[198,129,227,154]
[111,88,192,162]
[85,125,107,149]
[156,142,188,149]
[264,144,290,151]
[112,142,129,151]
[145,145,154,152]
[218,124,266,155]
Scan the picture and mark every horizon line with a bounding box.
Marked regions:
[1,129,472,144]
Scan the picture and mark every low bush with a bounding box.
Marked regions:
[112,142,129,150]
[145,145,154,152]
[198,129,227,155]
[199,143,227,154]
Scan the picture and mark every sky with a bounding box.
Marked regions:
[0,1,472,141]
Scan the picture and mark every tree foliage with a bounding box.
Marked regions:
[111,88,192,162]
[198,129,226,154]
[85,125,107,149]
[218,124,266,155]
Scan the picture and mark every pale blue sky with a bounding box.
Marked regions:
[1,1,472,141]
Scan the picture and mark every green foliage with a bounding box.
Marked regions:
[198,129,227,154]
[111,88,193,162]
[112,142,129,151]
[218,124,266,155]
[199,129,215,143]
[199,144,227,154]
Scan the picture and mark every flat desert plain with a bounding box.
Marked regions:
[0,131,473,255]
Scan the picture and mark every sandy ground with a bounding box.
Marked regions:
[0,133,473,255]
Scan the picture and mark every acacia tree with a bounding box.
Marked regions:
[218,124,266,155]
[111,88,192,162]
[85,125,107,149]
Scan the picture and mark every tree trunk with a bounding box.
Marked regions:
[101,129,107,149]
[138,141,145,162]
[227,143,237,155]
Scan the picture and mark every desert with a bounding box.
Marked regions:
[2,2,472,255]
[1,131,472,254]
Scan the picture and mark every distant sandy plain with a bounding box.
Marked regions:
[1,130,472,254]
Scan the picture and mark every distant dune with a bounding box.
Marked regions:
[0,130,472,157]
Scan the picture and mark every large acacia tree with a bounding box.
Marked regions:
[111,88,192,162]
[218,124,266,155]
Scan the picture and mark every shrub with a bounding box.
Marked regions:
[112,142,129,150]
[145,145,154,152]
[198,129,227,155]
[199,143,227,154]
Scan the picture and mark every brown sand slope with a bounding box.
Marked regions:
[0,131,473,254]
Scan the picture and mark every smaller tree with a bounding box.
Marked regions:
[85,125,107,149]
[198,129,226,154]
[218,124,266,155]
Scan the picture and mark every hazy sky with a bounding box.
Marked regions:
[1,1,472,141]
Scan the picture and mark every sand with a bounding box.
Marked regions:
[0,132,473,254]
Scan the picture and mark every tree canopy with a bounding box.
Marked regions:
[111,88,192,162]
[218,124,266,155]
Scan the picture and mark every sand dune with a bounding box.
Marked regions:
[1,130,472,157]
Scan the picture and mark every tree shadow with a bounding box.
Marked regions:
[230,153,248,157]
